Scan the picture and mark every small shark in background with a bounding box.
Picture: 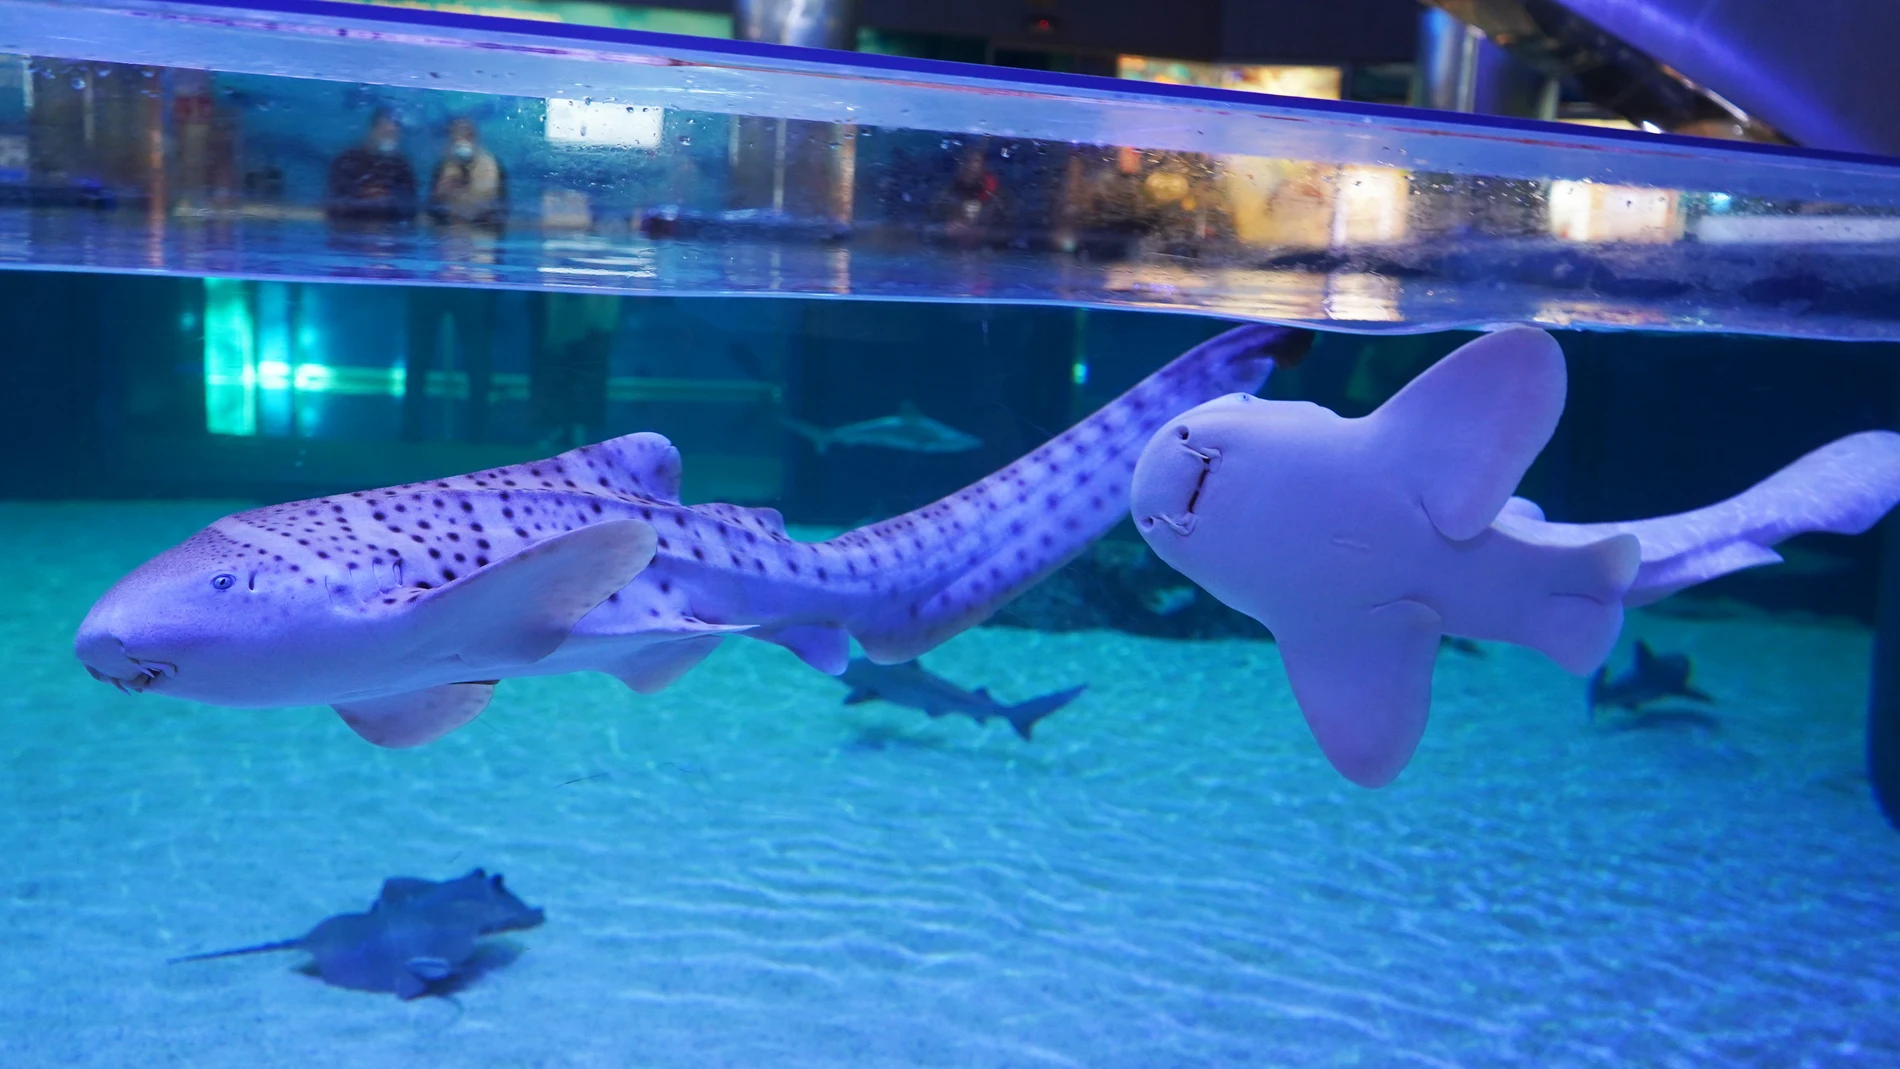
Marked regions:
[783,401,983,454]
[1587,640,1714,718]
[837,657,1085,740]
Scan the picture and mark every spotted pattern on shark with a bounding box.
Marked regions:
[76,324,1309,745]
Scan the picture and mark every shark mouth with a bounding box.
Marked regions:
[1141,431,1222,536]
[85,657,176,694]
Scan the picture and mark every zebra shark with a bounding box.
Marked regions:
[75,324,1309,748]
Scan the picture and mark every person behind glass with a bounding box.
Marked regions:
[325,109,417,225]
[402,117,505,445]
[426,118,507,229]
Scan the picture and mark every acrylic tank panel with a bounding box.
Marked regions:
[2,0,1900,338]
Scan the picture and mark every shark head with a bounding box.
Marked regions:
[76,491,659,719]
[74,520,361,706]
[1131,392,1339,598]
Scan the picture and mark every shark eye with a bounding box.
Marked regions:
[210,573,236,591]
[1175,427,1190,440]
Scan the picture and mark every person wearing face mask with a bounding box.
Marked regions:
[426,118,507,230]
[324,109,419,225]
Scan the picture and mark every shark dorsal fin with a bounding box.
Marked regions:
[560,432,684,505]
[695,502,790,538]
[1633,640,1657,667]
[1370,328,1567,541]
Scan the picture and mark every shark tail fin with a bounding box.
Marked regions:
[1521,533,1642,676]
[1001,684,1087,741]
[1618,431,1900,606]
[169,939,304,965]
[779,415,832,454]
[1586,665,1609,718]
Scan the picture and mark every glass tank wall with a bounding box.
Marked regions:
[2,0,1900,338]
[2,2,1899,1067]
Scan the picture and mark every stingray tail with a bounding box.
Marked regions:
[1001,684,1087,741]
[168,939,303,965]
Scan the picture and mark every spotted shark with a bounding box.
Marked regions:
[76,324,1310,748]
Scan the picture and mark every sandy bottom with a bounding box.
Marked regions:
[4,502,1897,1068]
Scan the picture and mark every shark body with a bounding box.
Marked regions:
[1131,327,1900,788]
[783,401,983,454]
[1587,640,1713,716]
[838,656,1085,740]
[76,325,1307,747]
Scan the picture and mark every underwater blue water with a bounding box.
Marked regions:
[5,503,1898,1068]
[1,1,1898,1065]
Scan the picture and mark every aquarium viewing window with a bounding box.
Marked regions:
[0,0,1898,341]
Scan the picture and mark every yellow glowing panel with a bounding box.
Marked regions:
[1221,158,1336,250]
[1117,57,1342,101]
[1548,180,1682,243]
[1331,165,1410,246]
[1324,272,1402,322]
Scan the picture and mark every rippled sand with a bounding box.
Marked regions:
[4,503,1897,1068]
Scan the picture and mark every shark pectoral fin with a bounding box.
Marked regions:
[1499,496,1546,523]
[1373,328,1567,540]
[605,634,730,694]
[334,682,496,748]
[404,519,657,667]
[1520,533,1641,675]
[1277,601,1443,789]
[758,623,851,674]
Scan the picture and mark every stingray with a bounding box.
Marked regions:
[1130,326,1900,788]
[169,869,545,1000]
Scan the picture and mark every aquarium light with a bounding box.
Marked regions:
[203,278,257,437]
